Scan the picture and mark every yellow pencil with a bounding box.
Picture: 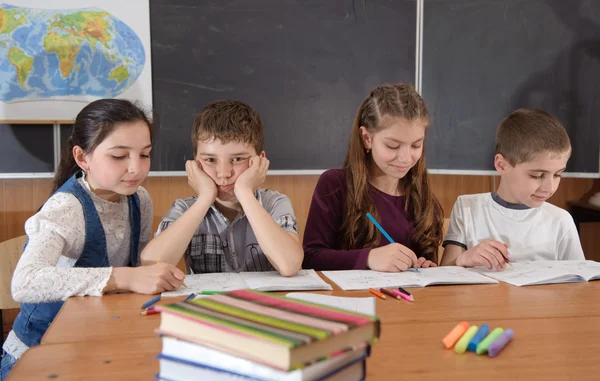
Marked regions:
[157,260,188,288]
[503,244,513,267]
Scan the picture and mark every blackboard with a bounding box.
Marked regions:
[6,0,599,175]
[423,0,600,173]
[0,124,54,173]
[149,0,417,170]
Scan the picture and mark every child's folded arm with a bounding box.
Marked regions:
[236,188,303,277]
[140,196,213,266]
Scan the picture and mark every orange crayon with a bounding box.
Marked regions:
[369,288,386,300]
[443,321,470,349]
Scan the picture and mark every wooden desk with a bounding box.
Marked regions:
[8,313,600,380]
[42,282,600,345]
[9,282,600,380]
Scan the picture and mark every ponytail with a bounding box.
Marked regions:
[51,137,80,193]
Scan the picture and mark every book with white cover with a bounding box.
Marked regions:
[158,336,368,381]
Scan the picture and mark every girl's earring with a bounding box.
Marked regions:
[366,148,371,154]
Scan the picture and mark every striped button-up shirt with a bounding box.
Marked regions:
[156,189,298,273]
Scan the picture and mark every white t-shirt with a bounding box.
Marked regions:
[444,192,584,262]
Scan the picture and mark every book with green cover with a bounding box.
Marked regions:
[156,289,380,370]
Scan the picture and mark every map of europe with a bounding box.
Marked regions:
[0,4,145,102]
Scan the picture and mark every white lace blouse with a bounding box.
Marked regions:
[3,177,153,358]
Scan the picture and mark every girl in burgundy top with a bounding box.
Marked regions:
[303,83,444,271]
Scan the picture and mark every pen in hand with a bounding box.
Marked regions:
[366,213,420,272]
[157,260,188,288]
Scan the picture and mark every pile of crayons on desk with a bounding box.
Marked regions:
[443,322,514,357]
[369,287,414,301]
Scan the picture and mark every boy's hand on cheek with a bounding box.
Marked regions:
[186,160,217,202]
[234,155,269,197]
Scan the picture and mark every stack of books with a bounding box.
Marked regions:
[155,289,380,381]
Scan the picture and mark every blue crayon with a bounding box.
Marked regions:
[467,324,490,352]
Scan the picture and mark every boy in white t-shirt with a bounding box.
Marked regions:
[441,108,585,270]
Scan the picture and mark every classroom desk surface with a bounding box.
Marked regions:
[7,280,600,381]
[8,289,600,381]
[41,281,600,345]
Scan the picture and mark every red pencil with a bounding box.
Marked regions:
[140,308,160,316]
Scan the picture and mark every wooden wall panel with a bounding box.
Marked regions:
[429,174,495,215]
[0,179,53,242]
[547,178,596,210]
[0,174,597,251]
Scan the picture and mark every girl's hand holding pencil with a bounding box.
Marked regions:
[365,213,421,273]
[157,260,188,288]
[125,261,186,294]
[367,243,419,272]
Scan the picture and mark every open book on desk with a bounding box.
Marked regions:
[471,260,600,287]
[321,266,498,291]
[162,269,332,297]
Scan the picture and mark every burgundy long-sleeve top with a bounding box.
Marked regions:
[302,169,418,270]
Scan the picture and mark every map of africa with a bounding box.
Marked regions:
[0,4,145,102]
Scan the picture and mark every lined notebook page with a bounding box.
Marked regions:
[240,269,332,291]
[322,267,498,290]
[162,273,247,297]
[471,260,600,286]
[162,269,332,296]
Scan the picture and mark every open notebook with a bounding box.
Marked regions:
[321,266,498,291]
[162,269,332,297]
[471,260,600,287]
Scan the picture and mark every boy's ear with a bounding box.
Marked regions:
[260,151,266,158]
[73,146,89,172]
[359,126,372,150]
[494,153,511,173]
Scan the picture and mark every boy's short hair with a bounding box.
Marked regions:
[192,100,264,155]
[494,108,571,165]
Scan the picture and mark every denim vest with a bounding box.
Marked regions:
[11,172,140,348]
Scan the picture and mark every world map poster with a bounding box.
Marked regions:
[0,0,152,120]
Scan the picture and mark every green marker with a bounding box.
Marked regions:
[476,327,504,355]
[455,325,478,354]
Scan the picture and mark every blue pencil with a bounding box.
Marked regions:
[184,293,196,302]
[141,295,161,309]
[366,213,420,273]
